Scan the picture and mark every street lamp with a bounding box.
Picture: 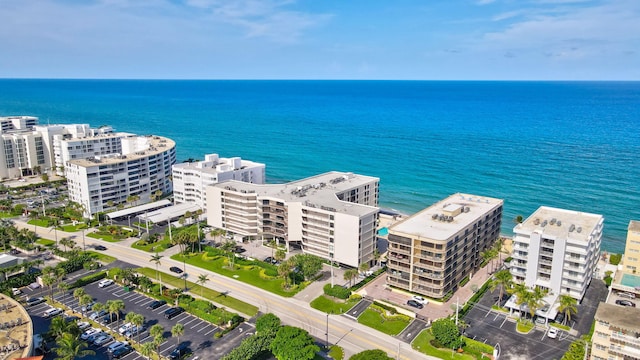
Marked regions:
[325,313,329,350]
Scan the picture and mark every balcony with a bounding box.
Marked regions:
[611,331,640,347]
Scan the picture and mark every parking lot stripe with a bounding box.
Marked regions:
[182,317,199,327]
[203,327,217,336]
[156,307,169,314]
[134,297,149,305]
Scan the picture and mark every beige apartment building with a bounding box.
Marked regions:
[386,193,503,299]
[206,171,379,268]
[591,302,640,360]
[623,220,640,274]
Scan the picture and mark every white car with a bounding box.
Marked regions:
[412,295,428,305]
[43,307,63,318]
[547,328,558,339]
[118,322,133,335]
[98,279,114,288]
[107,341,129,354]
[12,288,22,296]
[80,328,101,340]
[77,321,91,331]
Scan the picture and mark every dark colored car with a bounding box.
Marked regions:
[554,312,565,324]
[168,343,190,360]
[169,266,183,274]
[94,245,107,251]
[233,246,247,253]
[101,312,123,325]
[112,345,134,359]
[616,299,636,307]
[147,300,167,310]
[407,300,424,309]
[164,307,185,319]
[9,249,21,255]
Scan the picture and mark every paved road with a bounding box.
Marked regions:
[14,219,438,360]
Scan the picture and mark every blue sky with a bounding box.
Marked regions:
[1,0,638,80]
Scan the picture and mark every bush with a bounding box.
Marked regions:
[71,271,106,288]
[459,276,470,287]
[609,253,622,265]
[323,284,351,299]
[373,301,397,315]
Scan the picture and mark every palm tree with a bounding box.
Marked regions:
[73,288,86,301]
[92,302,105,318]
[58,282,70,304]
[344,269,359,287]
[149,324,165,359]
[140,341,155,360]
[171,323,185,345]
[359,262,370,275]
[106,299,125,328]
[197,274,210,298]
[150,253,163,293]
[78,294,93,317]
[527,286,548,321]
[278,259,293,288]
[221,241,237,268]
[132,313,145,344]
[54,332,95,360]
[489,269,513,306]
[275,249,286,263]
[512,283,531,319]
[42,273,57,300]
[557,294,578,325]
[48,316,80,340]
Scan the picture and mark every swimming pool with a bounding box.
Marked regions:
[621,273,640,288]
[377,227,389,236]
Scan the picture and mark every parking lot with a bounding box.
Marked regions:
[20,269,255,359]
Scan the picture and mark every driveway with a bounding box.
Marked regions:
[342,299,372,320]
[398,319,430,344]
[571,279,608,335]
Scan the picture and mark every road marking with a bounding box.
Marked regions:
[203,327,217,336]
[134,297,149,305]
[183,317,199,327]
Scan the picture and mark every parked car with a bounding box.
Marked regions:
[101,312,122,325]
[107,341,129,354]
[547,328,558,339]
[168,343,190,360]
[94,245,107,251]
[81,302,95,312]
[80,328,102,341]
[535,316,547,325]
[77,321,91,331]
[615,299,636,307]
[164,307,185,319]
[64,315,80,323]
[9,249,20,255]
[412,295,428,305]
[93,334,114,346]
[618,292,636,299]
[112,345,134,359]
[407,300,424,309]
[86,331,105,343]
[124,325,145,338]
[43,307,64,319]
[28,282,41,289]
[147,300,167,310]
[89,309,107,321]
[98,279,114,288]
[118,322,133,335]
[554,312,565,324]
[12,288,22,296]
[169,266,183,274]
[26,297,45,306]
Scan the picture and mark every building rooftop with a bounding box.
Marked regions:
[0,253,19,267]
[514,206,603,242]
[629,220,640,233]
[389,193,503,241]
[595,302,640,333]
[68,135,175,168]
[173,154,264,175]
[212,171,379,217]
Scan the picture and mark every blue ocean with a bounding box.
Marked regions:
[1,80,639,253]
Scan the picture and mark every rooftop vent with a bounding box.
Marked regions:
[569,224,575,232]
[464,207,470,213]
[541,220,548,227]
[550,218,556,225]
[534,218,540,225]
[432,214,438,220]
[576,227,582,233]
[556,220,562,226]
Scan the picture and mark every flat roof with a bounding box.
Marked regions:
[68,135,175,168]
[595,302,640,332]
[173,158,264,175]
[212,171,379,217]
[139,202,202,223]
[107,199,172,219]
[514,206,603,242]
[0,253,20,266]
[390,193,503,241]
[629,220,640,233]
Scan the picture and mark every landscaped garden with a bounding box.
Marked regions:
[310,294,361,314]
[87,225,136,242]
[357,304,412,336]
[132,234,173,252]
[412,318,494,360]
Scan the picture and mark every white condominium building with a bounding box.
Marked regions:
[172,154,265,212]
[0,116,43,179]
[66,135,176,217]
[511,206,603,301]
[386,193,503,299]
[206,172,379,268]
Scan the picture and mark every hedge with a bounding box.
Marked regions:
[373,301,397,315]
[71,271,106,289]
[324,284,351,299]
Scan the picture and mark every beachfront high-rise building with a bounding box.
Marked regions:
[511,206,603,301]
[172,154,265,212]
[206,172,379,268]
[0,116,43,179]
[386,193,503,299]
[66,135,176,217]
[622,220,640,274]
[591,302,640,360]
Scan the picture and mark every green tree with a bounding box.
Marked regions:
[58,282,70,304]
[557,294,578,325]
[126,312,145,344]
[561,339,587,360]
[78,294,93,317]
[359,262,370,275]
[278,259,293,288]
[140,341,156,359]
[149,324,165,359]
[290,254,323,281]
[48,316,81,340]
[73,287,86,301]
[221,241,237,268]
[349,349,393,360]
[489,269,513,306]
[270,325,319,360]
[197,274,210,298]
[256,313,281,336]
[106,299,125,328]
[526,286,548,320]
[431,318,464,349]
[343,269,359,287]
[171,323,185,345]
[54,332,95,360]
[275,249,286,263]
[150,253,163,294]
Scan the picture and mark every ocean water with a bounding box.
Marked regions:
[1,79,639,252]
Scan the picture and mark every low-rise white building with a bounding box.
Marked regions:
[66,135,176,217]
[511,206,603,302]
[172,154,265,212]
[206,171,379,268]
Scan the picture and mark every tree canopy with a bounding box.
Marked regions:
[270,325,319,360]
[256,313,281,336]
[349,349,393,360]
[431,318,464,349]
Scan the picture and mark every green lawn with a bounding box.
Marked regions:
[172,252,302,297]
[131,238,173,252]
[411,330,475,360]
[86,232,120,243]
[517,319,534,333]
[36,238,56,247]
[357,308,411,336]
[60,223,89,232]
[136,267,258,316]
[0,212,14,218]
[310,295,361,314]
[86,250,116,264]
[28,219,50,227]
